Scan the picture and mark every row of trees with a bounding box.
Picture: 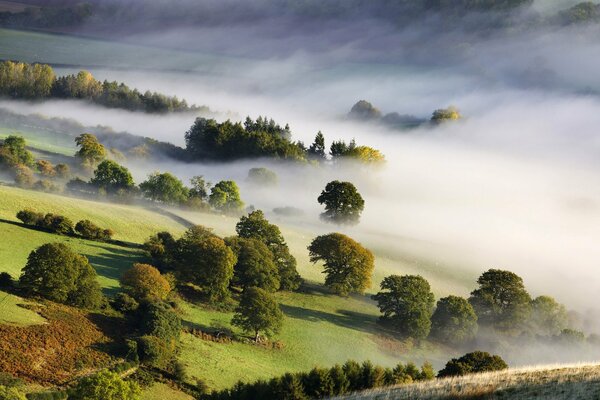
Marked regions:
[370,269,575,344]
[16,209,114,240]
[0,62,201,113]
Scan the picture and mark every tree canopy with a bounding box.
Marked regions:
[318,181,365,225]
[74,133,107,167]
[0,135,34,167]
[437,351,508,378]
[232,286,284,341]
[226,237,281,292]
[430,295,478,345]
[209,180,245,214]
[120,263,171,301]
[372,275,435,339]
[140,172,189,204]
[90,160,135,194]
[70,371,141,400]
[308,233,374,296]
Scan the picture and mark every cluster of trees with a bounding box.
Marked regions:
[0,3,92,29]
[0,62,202,113]
[16,209,114,241]
[370,269,578,346]
[203,359,434,400]
[557,2,600,24]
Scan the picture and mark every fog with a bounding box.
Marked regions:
[4,0,600,360]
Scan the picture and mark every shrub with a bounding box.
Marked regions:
[437,351,508,377]
[128,369,154,388]
[120,264,171,301]
[113,293,140,313]
[172,361,187,382]
[136,335,174,369]
[69,371,141,400]
[0,386,26,400]
[40,214,74,235]
[75,220,113,241]
[0,273,13,288]
[33,180,61,193]
[138,302,181,342]
[16,209,43,225]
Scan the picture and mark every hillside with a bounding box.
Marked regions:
[332,363,600,400]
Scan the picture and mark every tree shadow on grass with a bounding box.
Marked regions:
[297,281,377,307]
[279,303,380,335]
[82,244,146,295]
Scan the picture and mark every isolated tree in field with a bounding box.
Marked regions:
[120,263,171,301]
[372,275,435,339]
[437,351,508,377]
[178,235,236,302]
[232,286,283,341]
[209,180,244,214]
[75,133,106,166]
[1,135,34,166]
[469,269,531,333]
[308,233,374,296]
[226,237,280,292]
[318,180,365,225]
[530,295,569,336]
[90,160,135,194]
[308,131,326,160]
[140,172,189,204]
[236,210,302,291]
[19,242,103,308]
[70,371,141,400]
[247,167,278,186]
[430,295,478,345]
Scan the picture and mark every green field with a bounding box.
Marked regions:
[0,127,76,156]
[0,291,46,326]
[141,383,193,400]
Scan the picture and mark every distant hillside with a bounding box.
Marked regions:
[332,363,600,399]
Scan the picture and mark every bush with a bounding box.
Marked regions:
[40,214,74,235]
[16,210,43,225]
[0,273,13,288]
[138,302,181,342]
[136,335,174,369]
[120,264,171,301]
[128,369,155,388]
[172,361,187,382]
[33,180,61,193]
[437,351,508,377]
[0,386,27,400]
[69,371,141,400]
[25,392,67,400]
[75,220,113,241]
[113,292,140,313]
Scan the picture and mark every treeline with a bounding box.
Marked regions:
[0,2,92,29]
[202,360,434,400]
[0,61,204,114]
[16,209,113,241]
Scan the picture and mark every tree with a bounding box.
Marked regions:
[469,269,532,333]
[140,172,189,204]
[138,301,181,342]
[226,237,280,292]
[36,159,55,176]
[1,136,34,166]
[431,106,461,123]
[530,295,569,336]
[318,181,365,225]
[236,210,302,291]
[372,275,435,339]
[75,133,106,166]
[55,163,70,179]
[303,367,334,398]
[178,235,236,302]
[308,131,326,160]
[189,175,211,200]
[75,219,113,241]
[247,167,278,186]
[70,371,141,400]
[430,295,478,345]
[0,386,26,400]
[19,243,103,308]
[120,263,171,301]
[13,165,34,188]
[348,100,382,120]
[232,286,284,341]
[308,233,374,296]
[209,180,244,214]
[275,373,308,400]
[143,231,177,270]
[90,160,135,194]
[437,351,508,377]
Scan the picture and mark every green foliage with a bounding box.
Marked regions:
[0,272,12,288]
[113,292,140,313]
[558,2,600,24]
[17,210,75,235]
[70,371,141,400]
[232,287,284,341]
[143,231,178,270]
[430,106,461,123]
[318,181,365,225]
[137,335,175,369]
[19,242,103,308]
[0,386,26,400]
[0,61,54,99]
[120,263,171,301]
[140,172,189,205]
[247,167,278,186]
[189,175,211,200]
[226,237,281,292]
[469,269,532,333]
[209,180,244,214]
[307,131,326,160]
[430,295,478,345]
[437,351,508,377]
[185,116,306,161]
[178,234,236,302]
[90,160,135,194]
[1,136,34,166]
[372,275,435,339]
[139,301,182,342]
[236,211,302,291]
[530,295,569,336]
[308,233,374,296]
[16,209,43,225]
[75,219,113,241]
[75,133,106,166]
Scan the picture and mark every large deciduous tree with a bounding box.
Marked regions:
[226,237,280,292]
[140,171,189,204]
[209,180,244,214]
[372,275,435,339]
[430,295,478,345]
[318,181,364,225]
[75,133,106,166]
[530,295,569,336]
[90,160,135,194]
[120,263,171,301]
[236,210,302,291]
[468,269,531,333]
[308,233,374,296]
[231,286,284,342]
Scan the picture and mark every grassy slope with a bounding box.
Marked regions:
[0,291,46,325]
[141,383,193,400]
[0,127,76,156]
[335,363,600,400]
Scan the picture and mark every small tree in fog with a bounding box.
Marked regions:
[247,167,278,186]
[140,171,189,204]
[189,175,211,200]
[90,160,135,194]
[318,180,364,225]
[75,133,106,167]
[372,275,435,339]
[308,131,326,160]
[209,180,244,214]
[308,233,374,296]
[430,295,478,345]
[232,286,284,342]
[530,295,569,336]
